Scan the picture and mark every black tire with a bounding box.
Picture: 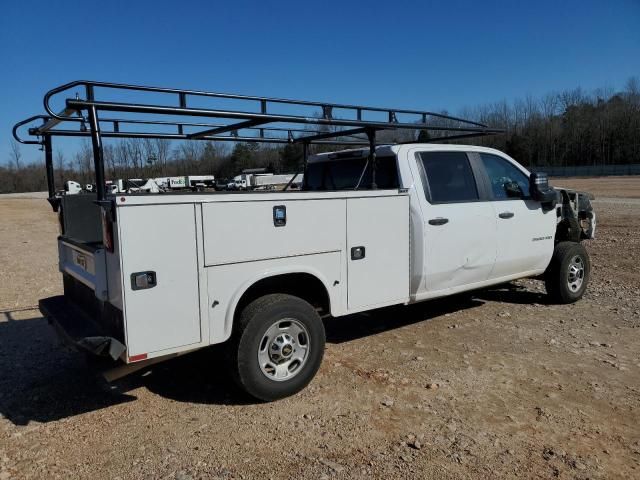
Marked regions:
[227,294,325,401]
[544,241,590,304]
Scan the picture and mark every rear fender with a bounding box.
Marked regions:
[222,266,337,343]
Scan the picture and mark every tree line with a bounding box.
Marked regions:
[2,77,639,193]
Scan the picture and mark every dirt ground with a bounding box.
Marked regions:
[551,176,640,199]
[0,178,639,480]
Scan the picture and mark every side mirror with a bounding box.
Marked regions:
[529,172,557,205]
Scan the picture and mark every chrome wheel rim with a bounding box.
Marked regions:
[258,319,310,382]
[567,255,585,292]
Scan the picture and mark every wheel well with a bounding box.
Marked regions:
[235,273,331,322]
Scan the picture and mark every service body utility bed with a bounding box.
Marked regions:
[54,190,409,362]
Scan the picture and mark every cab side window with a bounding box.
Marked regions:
[418,152,479,203]
[479,153,530,200]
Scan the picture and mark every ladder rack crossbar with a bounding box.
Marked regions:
[12,80,504,204]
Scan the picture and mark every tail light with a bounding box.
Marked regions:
[101,209,114,252]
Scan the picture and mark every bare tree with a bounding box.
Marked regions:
[55,151,66,187]
[154,138,171,175]
[9,139,22,191]
[125,138,144,176]
[103,144,117,180]
[4,78,640,194]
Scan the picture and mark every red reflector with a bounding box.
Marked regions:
[101,209,114,253]
[129,353,148,362]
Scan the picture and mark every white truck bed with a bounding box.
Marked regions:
[66,190,409,362]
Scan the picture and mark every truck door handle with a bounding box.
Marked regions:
[428,218,449,226]
[498,211,515,219]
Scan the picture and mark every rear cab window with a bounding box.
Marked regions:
[417,151,479,203]
[304,154,399,191]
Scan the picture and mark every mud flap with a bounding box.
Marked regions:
[40,296,125,360]
[77,336,125,360]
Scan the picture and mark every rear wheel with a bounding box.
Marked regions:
[544,241,590,304]
[227,294,325,401]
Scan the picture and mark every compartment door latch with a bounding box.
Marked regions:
[131,271,157,290]
[273,205,287,227]
[350,246,366,260]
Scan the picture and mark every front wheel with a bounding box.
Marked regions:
[544,241,591,304]
[227,294,325,401]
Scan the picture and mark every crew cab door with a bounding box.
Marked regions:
[474,152,556,278]
[411,150,497,293]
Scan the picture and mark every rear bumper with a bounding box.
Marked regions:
[39,295,125,360]
[58,237,108,301]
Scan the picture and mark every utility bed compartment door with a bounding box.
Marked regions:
[118,204,201,357]
[347,195,410,310]
[201,199,344,265]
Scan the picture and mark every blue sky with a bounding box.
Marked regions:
[1,0,639,165]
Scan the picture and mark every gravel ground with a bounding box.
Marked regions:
[0,178,639,479]
[552,176,640,199]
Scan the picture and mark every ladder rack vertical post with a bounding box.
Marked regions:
[367,128,377,189]
[301,141,309,190]
[87,105,106,202]
[178,93,187,135]
[283,141,308,191]
[302,141,308,171]
[43,134,56,209]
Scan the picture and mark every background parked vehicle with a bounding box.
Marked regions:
[229,172,303,190]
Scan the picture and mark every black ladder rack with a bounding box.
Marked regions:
[13,80,503,206]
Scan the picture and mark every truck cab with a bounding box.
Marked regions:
[306,144,594,301]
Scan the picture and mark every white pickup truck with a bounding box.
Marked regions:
[43,143,594,400]
[14,81,595,401]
